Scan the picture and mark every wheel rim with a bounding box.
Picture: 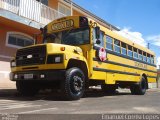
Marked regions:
[70,73,84,95]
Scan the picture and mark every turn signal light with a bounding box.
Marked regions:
[60,47,65,51]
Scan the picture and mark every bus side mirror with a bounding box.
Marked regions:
[40,28,43,33]
[96,39,101,44]
[95,26,101,44]
[40,27,47,34]
[95,26,100,39]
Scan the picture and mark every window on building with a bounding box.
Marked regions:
[58,3,71,16]
[121,42,127,55]
[106,36,113,50]
[36,0,48,6]
[114,39,120,53]
[128,45,133,57]
[6,32,34,48]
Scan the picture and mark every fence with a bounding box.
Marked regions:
[0,0,65,25]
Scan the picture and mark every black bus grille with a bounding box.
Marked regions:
[16,45,46,66]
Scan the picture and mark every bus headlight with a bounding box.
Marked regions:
[55,56,61,63]
[47,54,63,64]
[10,60,16,67]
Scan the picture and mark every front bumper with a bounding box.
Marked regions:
[10,70,66,81]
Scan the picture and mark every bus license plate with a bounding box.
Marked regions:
[24,74,33,79]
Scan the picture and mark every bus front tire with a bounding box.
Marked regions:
[130,76,147,95]
[62,67,85,100]
[16,81,39,96]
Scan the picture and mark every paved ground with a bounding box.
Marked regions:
[0,80,159,120]
[0,88,160,115]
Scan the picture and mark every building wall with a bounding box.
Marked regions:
[0,20,40,88]
[0,24,15,88]
[48,0,59,10]
[48,0,84,16]
[0,24,17,61]
[73,9,83,16]
[0,22,38,60]
[0,24,14,88]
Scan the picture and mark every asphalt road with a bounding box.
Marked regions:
[0,88,160,120]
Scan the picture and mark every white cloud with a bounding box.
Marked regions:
[114,27,147,47]
[146,35,160,46]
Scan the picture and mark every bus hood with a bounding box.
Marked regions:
[46,43,83,55]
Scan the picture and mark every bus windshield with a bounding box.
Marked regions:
[43,27,89,45]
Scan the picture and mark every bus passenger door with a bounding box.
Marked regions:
[91,28,107,80]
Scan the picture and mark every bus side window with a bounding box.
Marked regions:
[133,48,138,59]
[138,50,143,61]
[128,45,133,57]
[114,39,120,53]
[147,53,151,63]
[151,55,154,64]
[143,52,147,62]
[121,42,127,55]
[106,36,113,50]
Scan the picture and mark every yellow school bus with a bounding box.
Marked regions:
[10,16,157,100]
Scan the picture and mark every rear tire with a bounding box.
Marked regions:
[130,76,147,95]
[61,67,85,100]
[16,81,39,96]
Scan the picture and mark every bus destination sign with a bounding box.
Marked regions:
[51,20,74,31]
[135,61,147,69]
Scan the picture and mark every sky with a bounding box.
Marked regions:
[73,0,160,68]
